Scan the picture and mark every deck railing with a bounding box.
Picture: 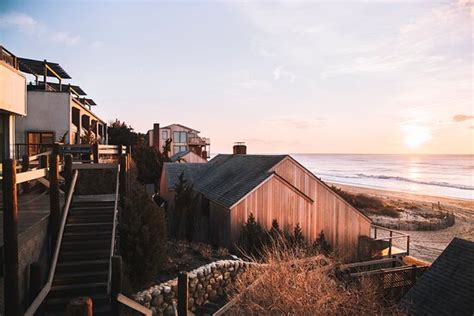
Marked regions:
[371,225,410,257]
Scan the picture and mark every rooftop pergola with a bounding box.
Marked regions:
[18,57,71,91]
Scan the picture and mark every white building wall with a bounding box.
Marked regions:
[15,91,70,144]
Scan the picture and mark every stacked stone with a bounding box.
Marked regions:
[134,260,253,315]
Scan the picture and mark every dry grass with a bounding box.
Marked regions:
[228,245,402,315]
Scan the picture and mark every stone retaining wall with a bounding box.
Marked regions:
[134,260,254,315]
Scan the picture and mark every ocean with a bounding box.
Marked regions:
[291,154,474,200]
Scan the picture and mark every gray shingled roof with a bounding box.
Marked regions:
[401,238,474,316]
[170,150,191,162]
[163,154,287,207]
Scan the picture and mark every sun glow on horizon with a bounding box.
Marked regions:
[402,124,431,149]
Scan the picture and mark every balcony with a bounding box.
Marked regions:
[188,136,210,146]
[0,46,26,115]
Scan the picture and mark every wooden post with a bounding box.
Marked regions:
[178,271,189,316]
[66,297,93,316]
[374,226,377,239]
[39,154,48,169]
[119,154,128,205]
[92,143,99,163]
[411,265,417,285]
[29,262,43,304]
[388,230,393,257]
[407,235,410,256]
[21,154,30,193]
[50,154,61,244]
[64,154,73,194]
[2,159,21,316]
[111,255,123,316]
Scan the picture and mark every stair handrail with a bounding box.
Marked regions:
[24,169,79,316]
[108,163,121,294]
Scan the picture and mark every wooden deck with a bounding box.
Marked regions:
[0,190,64,247]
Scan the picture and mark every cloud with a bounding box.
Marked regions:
[51,31,82,46]
[243,138,286,145]
[0,11,87,47]
[273,66,297,82]
[453,114,474,122]
[264,116,325,130]
[0,12,38,32]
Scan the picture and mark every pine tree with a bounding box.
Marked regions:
[293,223,305,247]
[174,172,196,241]
[238,213,266,257]
[269,219,283,244]
[313,230,332,255]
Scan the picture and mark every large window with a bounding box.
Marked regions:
[173,131,187,143]
[27,131,54,155]
[162,130,169,140]
[173,145,187,154]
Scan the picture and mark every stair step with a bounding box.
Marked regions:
[65,222,113,233]
[56,259,109,274]
[67,215,113,224]
[44,293,110,312]
[48,282,108,299]
[72,202,115,209]
[62,239,110,251]
[63,231,112,242]
[60,249,110,261]
[53,270,109,286]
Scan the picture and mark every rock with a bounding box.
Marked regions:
[164,305,175,316]
[209,290,218,300]
[151,294,164,307]
[143,292,152,303]
[163,286,171,294]
[188,297,195,308]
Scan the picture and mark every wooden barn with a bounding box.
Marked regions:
[160,150,372,259]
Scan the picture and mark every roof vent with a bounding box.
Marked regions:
[233,142,247,155]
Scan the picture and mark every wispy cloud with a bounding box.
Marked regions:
[0,12,38,32]
[264,116,325,130]
[51,31,82,46]
[453,114,474,122]
[0,12,86,47]
[273,66,296,82]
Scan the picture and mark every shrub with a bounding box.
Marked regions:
[229,245,400,314]
[173,172,197,241]
[132,144,163,185]
[120,181,167,291]
[313,230,332,255]
[331,185,400,218]
[237,213,267,258]
[293,223,305,247]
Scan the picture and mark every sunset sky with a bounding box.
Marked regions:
[0,0,472,154]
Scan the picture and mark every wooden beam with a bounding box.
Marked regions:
[2,159,21,316]
[15,168,48,184]
[50,154,61,244]
[111,256,123,316]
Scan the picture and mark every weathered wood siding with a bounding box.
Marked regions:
[179,152,207,163]
[230,176,313,246]
[271,157,372,258]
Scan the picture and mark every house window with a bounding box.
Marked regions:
[173,131,187,143]
[162,130,169,140]
[27,131,54,155]
[173,145,187,153]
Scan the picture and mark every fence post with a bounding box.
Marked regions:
[2,159,21,316]
[406,235,410,256]
[50,154,61,244]
[111,255,123,316]
[64,154,73,194]
[66,297,93,316]
[92,143,99,164]
[388,230,393,257]
[39,154,48,169]
[119,154,128,205]
[178,271,189,316]
[21,154,30,193]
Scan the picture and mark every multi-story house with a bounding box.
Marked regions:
[0,46,27,162]
[14,57,107,156]
[148,123,210,160]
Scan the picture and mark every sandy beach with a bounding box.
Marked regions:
[329,182,474,262]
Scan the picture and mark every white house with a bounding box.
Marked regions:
[14,57,107,156]
[0,46,27,162]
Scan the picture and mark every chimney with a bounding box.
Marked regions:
[152,123,160,151]
[233,142,247,155]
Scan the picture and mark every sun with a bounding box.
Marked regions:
[402,124,431,149]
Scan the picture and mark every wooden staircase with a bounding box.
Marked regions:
[43,199,115,315]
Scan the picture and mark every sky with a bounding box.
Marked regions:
[0,0,473,155]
